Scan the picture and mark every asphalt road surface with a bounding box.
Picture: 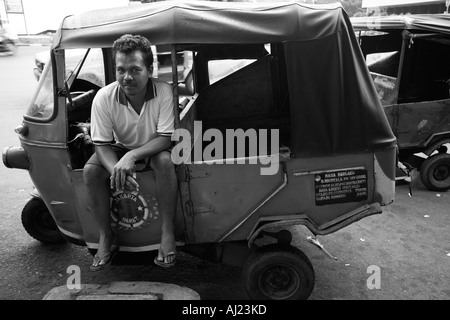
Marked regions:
[0,46,449,301]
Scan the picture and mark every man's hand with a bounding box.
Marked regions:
[110,153,140,192]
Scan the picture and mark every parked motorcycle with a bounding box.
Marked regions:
[0,30,17,56]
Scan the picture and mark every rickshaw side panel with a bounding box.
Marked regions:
[187,148,395,243]
[394,98,450,150]
[186,161,284,243]
[20,142,84,239]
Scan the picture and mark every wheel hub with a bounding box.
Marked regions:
[433,164,449,181]
[35,209,59,235]
[260,265,300,299]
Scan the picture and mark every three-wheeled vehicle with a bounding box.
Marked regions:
[352,14,450,191]
[3,1,396,300]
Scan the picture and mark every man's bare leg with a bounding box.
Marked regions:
[151,151,178,265]
[83,164,116,266]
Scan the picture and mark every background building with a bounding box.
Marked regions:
[0,0,129,35]
[362,0,449,14]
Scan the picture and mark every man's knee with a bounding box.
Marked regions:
[151,151,175,177]
[83,163,109,185]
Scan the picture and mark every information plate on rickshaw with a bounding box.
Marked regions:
[314,168,368,206]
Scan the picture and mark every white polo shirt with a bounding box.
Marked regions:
[90,79,174,149]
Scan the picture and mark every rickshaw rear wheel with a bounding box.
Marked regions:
[21,198,66,244]
[420,154,450,191]
[242,244,315,300]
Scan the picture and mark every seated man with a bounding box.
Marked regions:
[83,34,177,271]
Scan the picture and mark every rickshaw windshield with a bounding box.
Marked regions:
[65,49,90,88]
[26,57,54,119]
[65,48,105,89]
[25,48,105,121]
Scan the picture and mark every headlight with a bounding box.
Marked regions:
[2,146,30,170]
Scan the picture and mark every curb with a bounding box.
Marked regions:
[17,35,53,46]
[43,281,201,300]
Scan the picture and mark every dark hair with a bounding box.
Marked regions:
[112,34,153,69]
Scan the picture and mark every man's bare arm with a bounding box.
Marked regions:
[95,145,120,175]
[123,135,172,163]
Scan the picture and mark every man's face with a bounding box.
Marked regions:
[115,50,152,98]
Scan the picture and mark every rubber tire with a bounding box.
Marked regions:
[243,244,315,300]
[21,198,66,244]
[420,154,450,191]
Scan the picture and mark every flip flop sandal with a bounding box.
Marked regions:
[153,249,176,268]
[90,246,119,272]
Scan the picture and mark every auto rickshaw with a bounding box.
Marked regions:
[351,14,450,191]
[2,1,396,300]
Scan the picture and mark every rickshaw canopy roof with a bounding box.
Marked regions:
[54,0,346,49]
[53,0,396,157]
[351,14,450,35]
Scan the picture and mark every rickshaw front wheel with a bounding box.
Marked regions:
[242,244,314,300]
[21,198,66,244]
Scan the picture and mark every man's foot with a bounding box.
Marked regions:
[90,245,119,271]
[154,248,176,268]
[90,233,118,272]
[154,234,176,268]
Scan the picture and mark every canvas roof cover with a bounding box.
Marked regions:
[54,0,350,48]
[53,0,395,157]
